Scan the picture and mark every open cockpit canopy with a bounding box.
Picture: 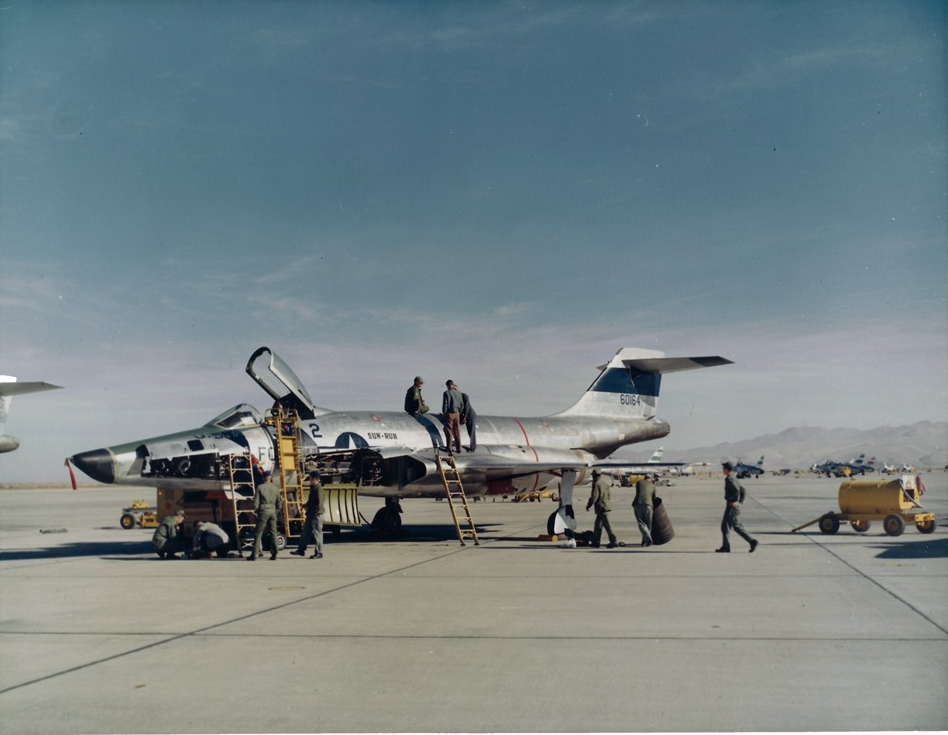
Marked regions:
[246,346,317,420]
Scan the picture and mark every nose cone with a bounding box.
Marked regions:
[69,448,117,484]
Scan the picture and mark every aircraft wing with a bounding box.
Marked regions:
[451,454,681,479]
[319,445,681,479]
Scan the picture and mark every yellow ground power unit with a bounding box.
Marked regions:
[792,475,936,536]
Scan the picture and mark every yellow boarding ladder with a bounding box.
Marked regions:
[265,406,305,544]
[436,451,479,546]
[226,453,257,557]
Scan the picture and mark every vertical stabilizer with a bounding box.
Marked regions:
[554,348,732,419]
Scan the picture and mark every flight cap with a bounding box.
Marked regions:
[414,376,424,384]
[722,461,734,471]
[309,470,321,479]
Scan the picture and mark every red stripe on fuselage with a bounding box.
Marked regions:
[512,418,541,492]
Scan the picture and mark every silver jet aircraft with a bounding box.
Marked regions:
[67,346,731,534]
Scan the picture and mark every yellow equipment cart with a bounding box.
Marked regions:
[119,499,159,530]
[792,475,936,536]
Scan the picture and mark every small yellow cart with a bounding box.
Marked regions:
[792,475,936,537]
[119,499,159,530]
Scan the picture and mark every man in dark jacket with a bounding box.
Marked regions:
[442,380,464,453]
[460,392,477,451]
[717,462,758,553]
[292,471,326,559]
[404,376,428,415]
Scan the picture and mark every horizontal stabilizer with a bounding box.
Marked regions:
[0,379,63,397]
[609,356,734,374]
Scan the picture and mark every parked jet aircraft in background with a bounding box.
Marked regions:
[811,453,874,477]
[617,446,685,485]
[622,446,685,473]
[812,459,842,476]
[733,455,765,479]
[67,346,731,532]
[844,454,876,475]
[0,376,62,454]
[680,461,715,475]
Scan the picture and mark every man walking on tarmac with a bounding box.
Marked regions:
[717,462,758,553]
[632,474,656,547]
[586,471,618,548]
[249,470,283,561]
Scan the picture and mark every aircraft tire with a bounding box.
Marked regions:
[883,514,905,537]
[371,506,402,537]
[818,514,840,535]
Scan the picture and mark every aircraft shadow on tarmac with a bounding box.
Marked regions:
[0,523,512,562]
[870,538,947,560]
[1,540,153,561]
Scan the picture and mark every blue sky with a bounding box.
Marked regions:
[1,1,945,483]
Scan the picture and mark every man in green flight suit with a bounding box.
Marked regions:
[717,462,758,553]
[632,474,656,547]
[249,470,283,561]
[586,471,618,548]
[152,509,188,559]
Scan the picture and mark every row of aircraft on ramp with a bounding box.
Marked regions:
[65,346,732,533]
[811,454,880,477]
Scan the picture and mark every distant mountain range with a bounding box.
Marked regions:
[617,421,947,470]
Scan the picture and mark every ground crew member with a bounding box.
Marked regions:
[191,520,229,558]
[586,471,618,548]
[249,470,283,561]
[291,471,326,559]
[442,380,464,453]
[404,376,428,415]
[152,509,187,559]
[460,391,477,451]
[717,462,758,553]
[633,474,656,547]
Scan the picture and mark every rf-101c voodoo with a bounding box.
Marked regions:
[67,346,730,538]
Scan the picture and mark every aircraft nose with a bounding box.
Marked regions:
[69,448,117,484]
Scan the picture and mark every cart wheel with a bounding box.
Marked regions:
[276,534,287,550]
[120,513,136,530]
[915,518,936,534]
[850,519,870,533]
[883,514,905,537]
[818,514,840,534]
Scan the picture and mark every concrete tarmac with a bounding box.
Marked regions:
[1,473,946,733]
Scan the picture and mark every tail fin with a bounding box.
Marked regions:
[648,447,664,463]
[554,348,732,419]
[0,376,63,454]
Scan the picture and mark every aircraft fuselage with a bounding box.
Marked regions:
[69,405,671,498]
